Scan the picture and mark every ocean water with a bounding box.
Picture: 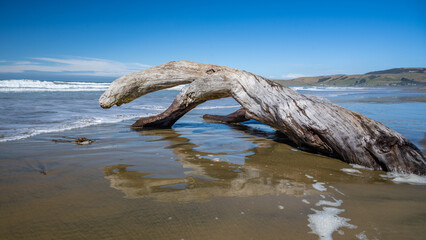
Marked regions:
[0,79,426,240]
[1,80,425,149]
[295,86,426,149]
[0,80,237,142]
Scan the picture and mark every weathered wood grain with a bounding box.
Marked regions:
[100,60,425,175]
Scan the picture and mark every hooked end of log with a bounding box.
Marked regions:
[99,60,230,109]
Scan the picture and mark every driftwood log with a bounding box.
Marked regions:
[99,60,426,175]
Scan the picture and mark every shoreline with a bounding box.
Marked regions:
[275,80,426,90]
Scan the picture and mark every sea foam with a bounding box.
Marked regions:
[350,164,374,170]
[0,79,190,92]
[315,197,343,207]
[0,79,110,92]
[290,86,371,92]
[307,179,357,239]
[312,182,327,192]
[308,207,357,240]
[380,172,426,185]
[195,105,241,110]
[341,168,362,174]
[0,113,151,143]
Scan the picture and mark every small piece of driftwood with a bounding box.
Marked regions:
[52,136,95,145]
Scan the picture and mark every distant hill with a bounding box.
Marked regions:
[276,68,426,87]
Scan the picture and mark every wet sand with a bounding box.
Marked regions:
[0,117,425,240]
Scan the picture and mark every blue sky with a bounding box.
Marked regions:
[0,0,425,81]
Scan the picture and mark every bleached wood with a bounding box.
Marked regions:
[100,60,425,174]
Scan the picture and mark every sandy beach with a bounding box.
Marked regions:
[1,112,425,239]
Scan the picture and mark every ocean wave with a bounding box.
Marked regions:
[0,79,189,92]
[165,84,186,91]
[0,113,150,143]
[129,105,167,111]
[0,79,111,92]
[290,86,374,92]
[195,105,241,110]
[129,104,240,111]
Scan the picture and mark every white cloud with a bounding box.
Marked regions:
[0,57,151,77]
[280,73,305,79]
[15,61,37,65]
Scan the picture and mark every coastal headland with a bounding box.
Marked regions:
[276,68,426,87]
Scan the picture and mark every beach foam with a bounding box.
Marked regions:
[380,172,426,185]
[315,197,343,207]
[341,168,362,174]
[308,207,357,240]
[307,179,358,240]
[355,231,369,240]
[312,182,327,192]
[350,164,374,170]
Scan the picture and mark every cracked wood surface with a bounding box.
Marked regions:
[99,60,426,175]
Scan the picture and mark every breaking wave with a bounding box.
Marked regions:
[0,79,110,92]
[290,86,373,92]
[0,113,153,143]
[196,105,241,110]
[0,79,189,92]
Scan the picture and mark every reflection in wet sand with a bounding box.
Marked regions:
[104,127,317,201]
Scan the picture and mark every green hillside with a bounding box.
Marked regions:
[276,68,426,87]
